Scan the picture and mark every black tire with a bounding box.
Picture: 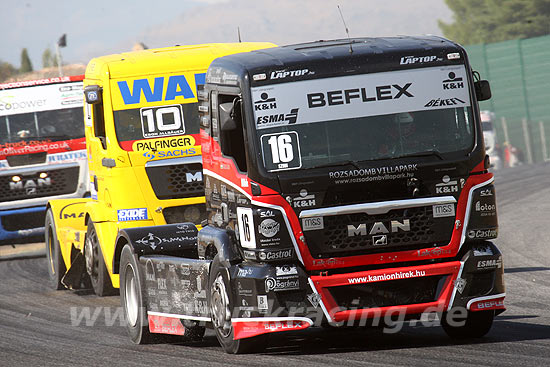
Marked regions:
[441,310,495,339]
[208,255,267,354]
[84,220,116,296]
[45,208,66,290]
[120,244,153,344]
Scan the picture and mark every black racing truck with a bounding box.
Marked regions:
[116,37,505,354]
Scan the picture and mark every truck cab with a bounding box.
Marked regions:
[45,43,275,295]
[117,37,505,353]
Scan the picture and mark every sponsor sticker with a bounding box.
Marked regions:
[258,249,293,261]
[117,208,148,221]
[265,276,300,292]
[275,265,298,276]
[257,295,268,310]
[302,216,324,231]
[433,203,455,218]
[258,219,280,238]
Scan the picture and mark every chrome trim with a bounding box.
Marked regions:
[299,196,457,218]
[0,162,79,176]
[145,155,202,168]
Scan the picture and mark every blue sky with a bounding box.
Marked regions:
[1,0,452,70]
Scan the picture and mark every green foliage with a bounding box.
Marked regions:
[20,48,33,73]
[0,61,18,82]
[439,0,550,45]
[42,48,58,68]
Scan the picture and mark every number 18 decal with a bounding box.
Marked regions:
[140,104,184,138]
[260,131,302,172]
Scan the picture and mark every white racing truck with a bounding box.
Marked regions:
[0,76,88,243]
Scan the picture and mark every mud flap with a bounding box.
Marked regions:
[61,252,85,289]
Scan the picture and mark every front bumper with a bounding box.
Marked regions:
[229,241,505,338]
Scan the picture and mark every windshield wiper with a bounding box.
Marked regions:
[307,160,361,170]
[399,150,444,160]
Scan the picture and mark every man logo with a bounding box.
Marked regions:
[186,171,202,183]
[9,178,51,195]
[348,220,410,237]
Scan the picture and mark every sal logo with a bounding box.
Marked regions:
[442,72,464,90]
[254,92,277,111]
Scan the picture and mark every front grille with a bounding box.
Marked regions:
[163,204,207,224]
[146,163,204,200]
[6,152,47,167]
[329,275,446,309]
[1,210,45,231]
[304,206,454,258]
[0,166,79,202]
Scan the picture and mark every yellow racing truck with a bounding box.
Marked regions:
[45,42,275,295]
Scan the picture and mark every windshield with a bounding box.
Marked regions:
[0,107,84,144]
[252,65,475,172]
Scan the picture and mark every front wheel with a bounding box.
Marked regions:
[441,310,495,339]
[208,255,267,354]
[45,208,66,290]
[120,244,153,344]
[84,221,116,296]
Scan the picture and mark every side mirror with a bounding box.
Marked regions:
[219,102,237,131]
[475,80,491,101]
[84,85,103,104]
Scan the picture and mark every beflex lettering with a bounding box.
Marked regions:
[118,75,196,104]
[117,208,148,222]
[307,83,413,108]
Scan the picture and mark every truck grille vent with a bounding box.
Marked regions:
[303,206,454,258]
[6,152,47,167]
[329,275,446,309]
[146,162,204,200]
[0,166,79,202]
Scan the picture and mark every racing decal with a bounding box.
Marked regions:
[117,208,148,221]
[112,72,205,110]
[0,81,83,116]
[260,131,302,172]
[132,135,196,151]
[270,68,311,79]
[400,55,440,65]
[442,72,464,90]
[140,104,184,138]
[0,139,85,158]
[252,65,471,130]
[148,315,186,335]
[117,75,195,105]
[231,317,313,340]
[435,175,458,194]
[328,164,417,184]
[432,203,455,218]
[302,216,323,231]
[469,297,505,312]
[237,207,256,248]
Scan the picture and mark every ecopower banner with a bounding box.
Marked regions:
[252,65,471,130]
[0,81,83,116]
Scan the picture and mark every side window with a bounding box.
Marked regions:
[218,93,247,172]
[93,102,107,149]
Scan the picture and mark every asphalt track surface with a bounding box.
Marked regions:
[1,163,550,366]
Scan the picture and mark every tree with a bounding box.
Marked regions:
[439,0,550,45]
[42,48,58,68]
[0,61,18,82]
[20,48,33,73]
